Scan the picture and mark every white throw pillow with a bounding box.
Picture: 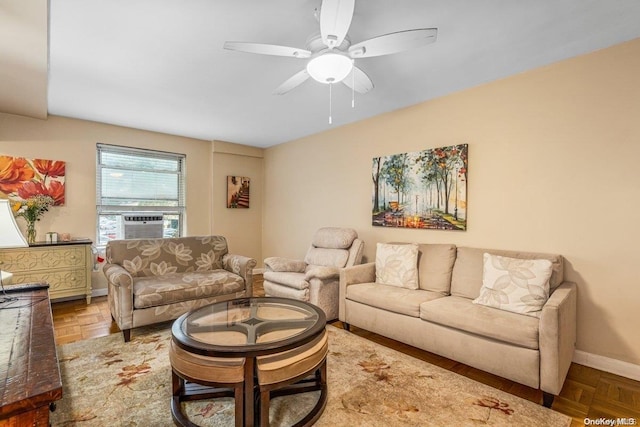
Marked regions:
[473,253,553,317]
[375,243,419,289]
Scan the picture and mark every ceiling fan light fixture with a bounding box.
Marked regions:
[306,53,353,84]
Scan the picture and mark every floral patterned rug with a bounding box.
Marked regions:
[51,324,570,426]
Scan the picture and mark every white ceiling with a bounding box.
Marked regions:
[47,0,640,148]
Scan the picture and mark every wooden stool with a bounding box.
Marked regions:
[169,340,245,427]
[256,330,329,427]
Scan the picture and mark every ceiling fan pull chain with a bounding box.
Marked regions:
[329,82,333,124]
[352,68,355,108]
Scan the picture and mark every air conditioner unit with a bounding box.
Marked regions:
[122,212,163,239]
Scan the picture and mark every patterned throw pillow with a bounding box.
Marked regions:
[375,243,419,289]
[473,253,553,317]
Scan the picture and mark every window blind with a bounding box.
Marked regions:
[96,144,186,244]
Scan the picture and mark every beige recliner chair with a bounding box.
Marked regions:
[263,227,364,321]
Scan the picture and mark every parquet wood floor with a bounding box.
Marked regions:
[51,277,639,427]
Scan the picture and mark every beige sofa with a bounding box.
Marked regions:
[339,243,576,407]
[104,236,256,342]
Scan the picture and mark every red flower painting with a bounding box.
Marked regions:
[0,156,35,193]
[17,180,65,205]
[0,155,66,206]
[32,159,66,178]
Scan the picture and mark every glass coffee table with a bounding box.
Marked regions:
[171,297,327,427]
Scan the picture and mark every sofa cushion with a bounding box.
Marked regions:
[417,243,456,294]
[375,243,419,289]
[345,282,445,317]
[473,253,552,317]
[133,270,245,309]
[107,236,229,277]
[311,227,358,249]
[420,296,540,350]
[450,247,564,299]
[304,247,349,268]
[263,271,308,290]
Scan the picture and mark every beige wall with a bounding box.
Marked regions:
[264,38,640,365]
[0,114,214,290]
[211,140,263,264]
[0,0,48,119]
[1,34,638,370]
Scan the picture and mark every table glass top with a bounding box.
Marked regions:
[179,298,321,347]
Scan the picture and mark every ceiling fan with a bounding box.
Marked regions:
[223,0,438,96]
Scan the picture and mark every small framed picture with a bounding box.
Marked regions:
[227,176,250,208]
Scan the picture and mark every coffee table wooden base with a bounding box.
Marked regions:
[171,371,243,427]
[259,359,328,427]
[170,362,327,427]
[170,298,328,427]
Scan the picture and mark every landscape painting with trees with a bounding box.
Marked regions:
[372,144,468,230]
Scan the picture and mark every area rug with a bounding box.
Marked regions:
[51,324,570,426]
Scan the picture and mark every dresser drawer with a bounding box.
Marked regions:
[12,268,88,293]
[0,246,86,271]
[0,241,93,303]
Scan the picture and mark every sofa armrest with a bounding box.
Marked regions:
[103,263,134,288]
[539,281,577,395]
[305,266,340,281]
[223,253,257,297]
[103,263,135,331]
[264,256,307,273]
[340,262,375,286]
[339,262,376,321]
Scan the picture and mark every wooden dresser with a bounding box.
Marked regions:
[0,285,62,426]
[0,239,93,303]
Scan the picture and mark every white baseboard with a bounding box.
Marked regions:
[92,288,108,298]
[573,350,640,381]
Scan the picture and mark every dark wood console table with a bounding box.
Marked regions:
[0,284,62,426]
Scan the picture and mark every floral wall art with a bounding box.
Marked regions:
[372,144,468,230]
[0,155,66,205]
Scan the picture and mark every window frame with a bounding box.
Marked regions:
[96,143,186,246]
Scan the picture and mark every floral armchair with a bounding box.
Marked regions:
[263,227,364,321]
[104,235,256,342]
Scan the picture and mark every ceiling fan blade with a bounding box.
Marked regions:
[342,66,374,94]
[273,69,311,95]
[349,28,437,58]
[224,41,311,59]
[320,0,355,49]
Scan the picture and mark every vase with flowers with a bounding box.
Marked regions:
[12,195,55,244]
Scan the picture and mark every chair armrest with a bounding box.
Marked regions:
[539,281,577,395]
[103,263,134,288]
[223,253,257,297]
[339,262,376,321]
[305,266,339,281]
[264,256,307,273]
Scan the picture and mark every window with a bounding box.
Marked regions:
[96,144,185,245]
